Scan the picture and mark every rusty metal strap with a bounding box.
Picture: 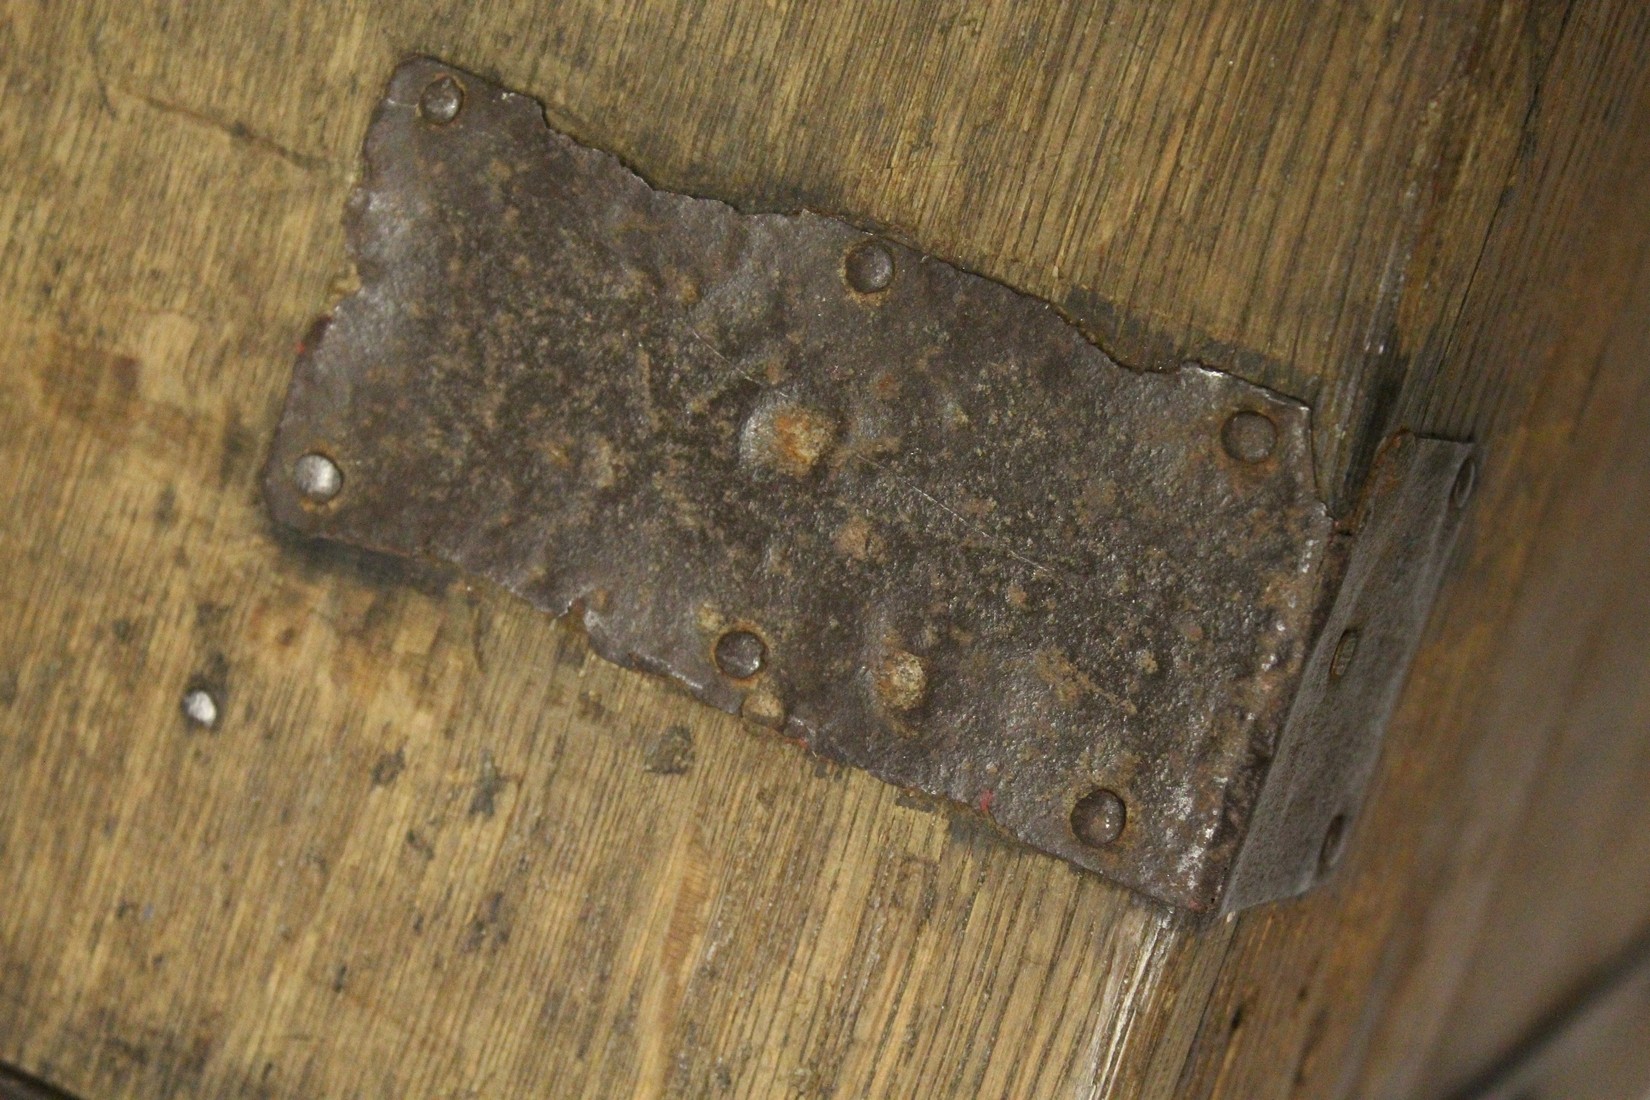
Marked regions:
[264,58,1473,911]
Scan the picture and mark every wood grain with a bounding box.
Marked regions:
[1177,6,1650,1098]
[1,0,1646,1097]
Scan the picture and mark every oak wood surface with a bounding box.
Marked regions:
[1,1,1646,1098]
[1178,8,1650,1096]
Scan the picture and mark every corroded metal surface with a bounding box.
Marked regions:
[264,59,1471,911]
[1227,433,1473,907]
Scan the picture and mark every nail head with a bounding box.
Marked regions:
[419,75,464,124]
[1071,788,1127,848]
[714,629,767,679]
[1222,411,1278,464]
[294,453,343,503]
[844,240,895,294]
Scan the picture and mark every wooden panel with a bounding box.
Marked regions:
[4,4,1249,1096]
[1,0,1646,1097]
[1178,6,1650,1098]
[1418,245,1650,1092]
[73,0,1550,508]
[1454,937,1650,1100]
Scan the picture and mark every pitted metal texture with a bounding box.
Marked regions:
[265,59,1472,911]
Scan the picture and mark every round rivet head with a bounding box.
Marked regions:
[1222,410,1278,464]
[844,240,895,294]
[293,453,343,503]
[1329,628,1360,681]
[1451,456,1477,509]
[714,629,767,679]
[1071,788,1126,848]
[1318,813,1349,875]
[419,75,464,124]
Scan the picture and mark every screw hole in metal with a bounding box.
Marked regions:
[1221,410,1278,464]
[1329,628,1360,681]
[293,452,343,504]
[1451,455,1478,509]
[714,628,767,680]
[1318,813,1349,876]
[1071,787,1127,848]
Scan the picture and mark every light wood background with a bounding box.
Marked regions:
[2,2,1648,1097]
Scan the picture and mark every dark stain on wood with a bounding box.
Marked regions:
[642,725,695,776]
[370,748,405,788]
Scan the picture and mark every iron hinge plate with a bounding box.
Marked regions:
[264,59,1472,912]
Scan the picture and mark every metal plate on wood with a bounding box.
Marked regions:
[264,58,1472,911]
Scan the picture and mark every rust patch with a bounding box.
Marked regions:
[742,401,837,477]
[872,648,929,715]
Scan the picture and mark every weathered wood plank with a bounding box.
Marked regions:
[1178,7,1650,1098]
[77,0,1550,508]
[3,8,1239,1095]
